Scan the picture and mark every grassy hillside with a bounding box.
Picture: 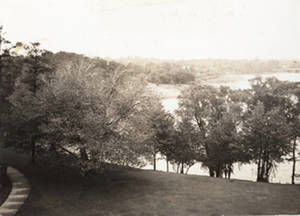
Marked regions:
[16,166,300,216]
[1,149,300,216]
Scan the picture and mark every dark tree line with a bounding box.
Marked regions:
[126,62,196,85]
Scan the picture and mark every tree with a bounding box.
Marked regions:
[30,52,157,174]
[241,77,294,182]
[204,111,245,178]
[0,26,27,148]
[8,42,54,164]
[154,112,176,172]
[0,26,13,143]
[141,99,173,171]
[290,96,300,184]
[177,84,246,177]
[276,81,300,184]
[172,117,202,174]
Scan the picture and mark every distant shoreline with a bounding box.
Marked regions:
[148,72,300,100]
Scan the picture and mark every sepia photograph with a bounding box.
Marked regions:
[0,0,300,215]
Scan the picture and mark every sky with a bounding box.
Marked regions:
[1,0,300,59]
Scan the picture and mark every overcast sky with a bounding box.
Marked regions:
[1,0,300,59]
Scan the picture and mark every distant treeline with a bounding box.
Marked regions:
[126,62,196,84]
[117,57,300,84]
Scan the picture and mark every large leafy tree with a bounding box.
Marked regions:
[177,84,246,177]
[204,110,245,178]
[8,42,54,163]
[177,84,216,176]
[0,26,28,149]
[143,101,172,171]
[275,81,300,184]
[289,83,300,184]
[0,26,13,145]
[241,77,294,182]
[172,117,202,174]
[148,107,202,174]
[32,53,157,173]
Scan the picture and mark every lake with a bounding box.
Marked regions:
[207,72,300,90]
[144,72,300,184]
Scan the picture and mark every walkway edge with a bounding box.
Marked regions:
[0,167,30,216]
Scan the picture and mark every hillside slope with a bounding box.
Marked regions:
[17,166,300,216]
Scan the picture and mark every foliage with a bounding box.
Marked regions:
[7,42,54,163]
[241,77,295,182]
[2,26,300,181]
[32,52,156,174]
[0,26,32,148]
[145,62,196,84]
[170,118,202,173]
[1,26,162,174]
[177,84,246,177]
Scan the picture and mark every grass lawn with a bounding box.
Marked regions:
[19,166,300,216]
[1,149,300,216]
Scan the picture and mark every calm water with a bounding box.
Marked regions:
[208,72,300,90]
[144,72,300,184]
[143,156,300,184]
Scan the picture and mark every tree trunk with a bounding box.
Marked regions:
[263,152,271,183]
[216,165,222,178]
[265,159,272,183]
[180,162,184,174]
[257,136,264,182]
[31,136,36,164]
[257,158,261,182]
[258,150,268,182]
[185,165,191,175]
[224,165,228,179]
[260,159,266,182]
[292,136,297,184]
[166,157,169,172]
[80,147,88,160]
[153,153,156,171]
[49,143,58,158]
[258,158,270,183]
[49,143,56,152]
[209,167,215,177]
